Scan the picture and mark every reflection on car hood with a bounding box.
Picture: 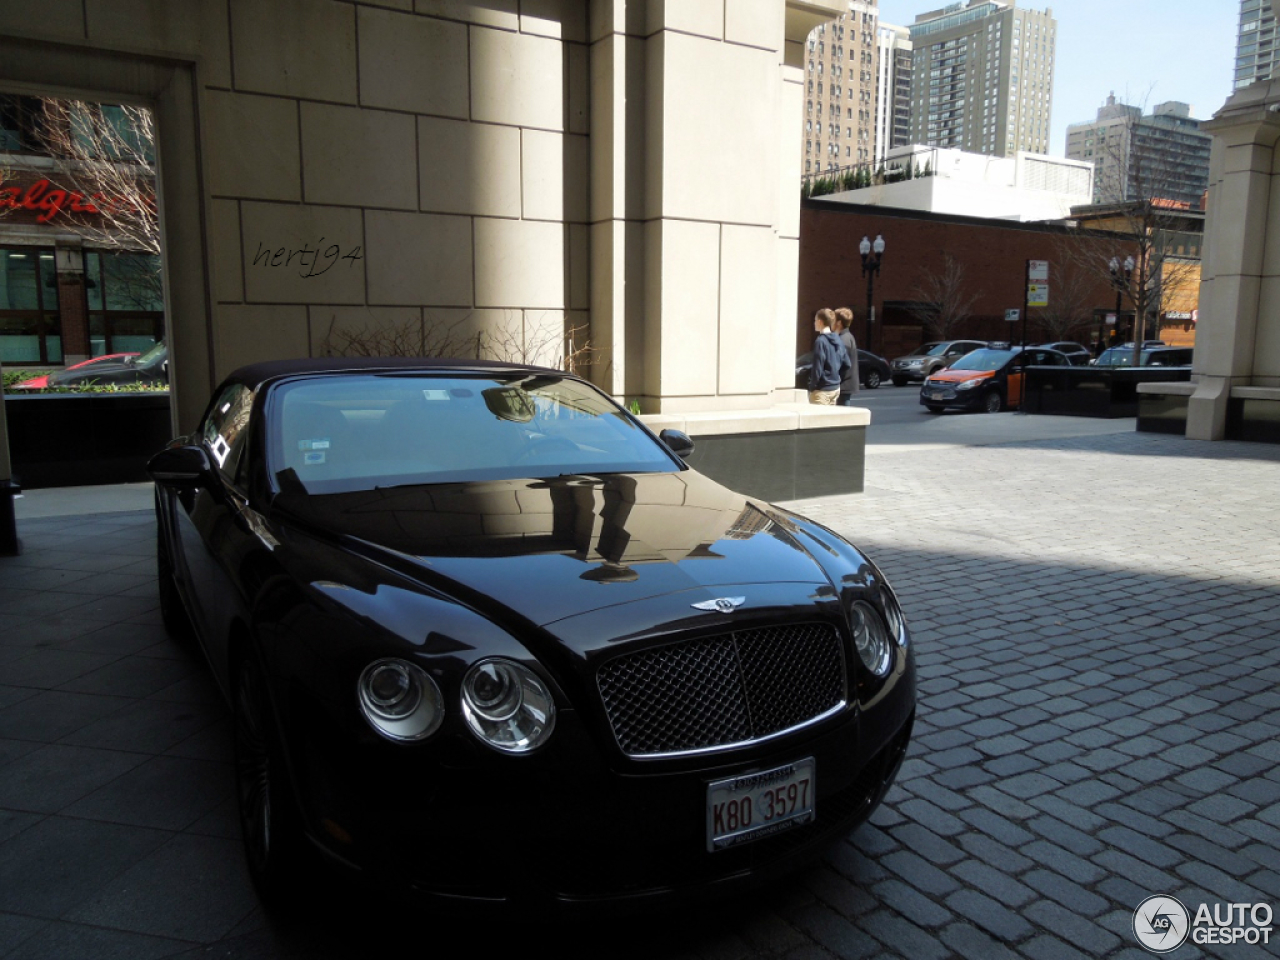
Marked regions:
[274,471,834,627]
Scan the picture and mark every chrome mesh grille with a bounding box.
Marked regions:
[596,623,846,757]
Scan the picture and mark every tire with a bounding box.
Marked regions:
[925,404,944,414]
[892,376,908,387]
[234,655,307,906]
[982,391,1003,414]
[156,522,195,644]
[864,370,881,390]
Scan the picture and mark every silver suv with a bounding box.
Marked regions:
[890,340,986,386]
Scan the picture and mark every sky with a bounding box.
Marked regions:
[875,0,1240,156]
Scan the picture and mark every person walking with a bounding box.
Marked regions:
[833,307,859,404]
[808,308,850,405]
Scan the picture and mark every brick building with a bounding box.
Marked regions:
[797,199,1199,360]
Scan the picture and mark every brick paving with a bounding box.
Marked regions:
[1,428,1278,958]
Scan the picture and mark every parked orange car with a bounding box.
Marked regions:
[920,345,1071,413]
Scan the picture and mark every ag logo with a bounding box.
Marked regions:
[1134,895,1190,953]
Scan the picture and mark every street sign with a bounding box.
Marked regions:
[1005,309,1020,323]
[1027,283,1049,308]
[1028,260,1049,282]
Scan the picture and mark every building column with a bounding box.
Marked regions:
[1189,81,1280,440]
[54,244,91,363]
[588,0,842,414]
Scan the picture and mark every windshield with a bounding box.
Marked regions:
[268,373,681,494]
[133,341,166,365]
[1095,347,1144,367]
[923,343,953,357]
[947,349,1011,372]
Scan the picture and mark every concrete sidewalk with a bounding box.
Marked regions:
[1,425,1279,958]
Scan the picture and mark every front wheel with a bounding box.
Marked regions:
[864,370,881,390]
[234,656,307,906]
[892,376,908,387]
[982,391,1003,414]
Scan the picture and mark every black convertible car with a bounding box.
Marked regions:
[149,358,915,911]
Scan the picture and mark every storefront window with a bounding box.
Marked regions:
[0,248,61,363]
[85,251,163,354]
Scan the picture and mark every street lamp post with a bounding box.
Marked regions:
[859,234,885,352]
[1109,255,1134,352]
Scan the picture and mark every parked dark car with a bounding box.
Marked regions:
[795,348,892,389]
[890,340,986,386]
[920,346,1070,413]
[1038,341,1092,366]
[1093,345,1192,367]
[44,341,166,388]
[150,358,915,912]
[11,352,141,390]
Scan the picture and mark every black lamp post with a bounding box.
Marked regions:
[1108,255,1134,348]
[859,234,885,351]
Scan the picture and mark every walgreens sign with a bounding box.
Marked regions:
[0,175,151,224]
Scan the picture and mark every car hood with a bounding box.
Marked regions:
[272,471,839,629]
[928,368,995,384]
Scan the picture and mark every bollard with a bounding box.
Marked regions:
[0,478,19,556]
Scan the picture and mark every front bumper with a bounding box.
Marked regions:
[919,382,985,410]
[295,667,915,913]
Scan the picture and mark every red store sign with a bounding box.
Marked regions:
[0,175,150,225]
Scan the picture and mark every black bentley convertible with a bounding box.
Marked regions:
[149,357,915,911]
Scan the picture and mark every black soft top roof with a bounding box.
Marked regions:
[225,356,568,390]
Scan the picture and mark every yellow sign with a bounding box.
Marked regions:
[1028,283,1049,308]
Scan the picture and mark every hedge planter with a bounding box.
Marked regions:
[4,392,173,489]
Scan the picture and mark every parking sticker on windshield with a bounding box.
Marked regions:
[303,451,327,466]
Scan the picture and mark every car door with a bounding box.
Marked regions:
[170,383,257,680]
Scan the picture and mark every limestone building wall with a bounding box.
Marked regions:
[1188,78,1280,439]
[0,0,842,428]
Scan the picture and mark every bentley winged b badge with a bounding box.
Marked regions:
[691,597,746,614]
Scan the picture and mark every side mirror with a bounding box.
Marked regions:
[659,429,695,459]
[148,444,213,486]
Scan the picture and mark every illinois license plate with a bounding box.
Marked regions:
[706,758,815,851]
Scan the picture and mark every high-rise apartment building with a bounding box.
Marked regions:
[1065,96,1211,208]
[1235,1,1278,91]
[802,1,881,177]
[875,24,913,165]
[907,1,1055,157]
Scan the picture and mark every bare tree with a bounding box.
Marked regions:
[1040,239,1104,343]
[906,253,981,340]
[35,98,161,305]
[321,310,596,374]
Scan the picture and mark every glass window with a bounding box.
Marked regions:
[203,383,255,485]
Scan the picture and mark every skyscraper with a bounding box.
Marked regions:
[1235,1,1278,91]
[906,1,1055,157]
[1065,96,1211,208]
[802,1,881,177]
[875,23,913,166]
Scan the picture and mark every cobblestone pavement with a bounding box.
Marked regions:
[1,428,1278,959]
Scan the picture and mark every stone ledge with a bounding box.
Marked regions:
[1231,386,1280,400]
[640,403,870,437]
[1136,381,1196,396]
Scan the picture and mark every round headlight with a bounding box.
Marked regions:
[358,658,444,742]
[462,659,555,754]
[880,587,907,647]
[849,601,893,677]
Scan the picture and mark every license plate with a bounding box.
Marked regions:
[706,758,815,851]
